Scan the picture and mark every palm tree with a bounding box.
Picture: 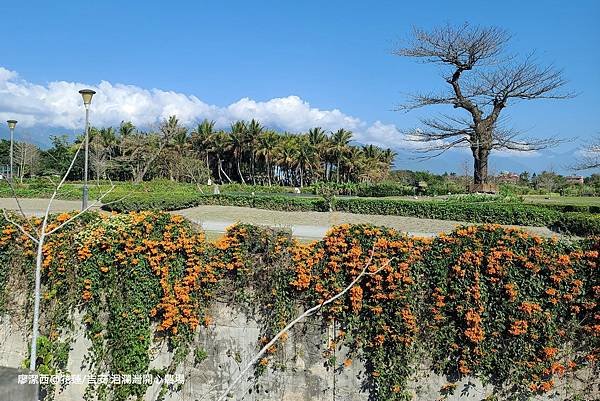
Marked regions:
[330,128,353,183]
[168,127,190,180]
[344,147,365,183]
[191,119,216,172]
[293,135,316,187]
[212,130,233,183]
[381,148,397,166]
[247,119,263,185]
[119,121,136,137]
[256,130,279,186]
[275,135,299,186]
[308,127,328,182]
[227,121,248,184]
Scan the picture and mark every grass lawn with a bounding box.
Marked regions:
[523,195,600,207]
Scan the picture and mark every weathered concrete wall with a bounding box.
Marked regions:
[0,304,593,401]
[0,367,39,401]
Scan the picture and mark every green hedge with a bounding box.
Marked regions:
[550,212,600,236]
[103,192,202,212]
[103,193,600,237]
[332,198,560,226]
[533,203,600,214]
[308,181,468,197]
[193,194,329,212]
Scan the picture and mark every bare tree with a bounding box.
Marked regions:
[574,136,600,170]
[2,141,115,372]
[177,156,210,189]
[395,23,572,186]
[14,141,40,183]
[116,116,181,183]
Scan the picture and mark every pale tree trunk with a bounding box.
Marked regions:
[236,157,245,185]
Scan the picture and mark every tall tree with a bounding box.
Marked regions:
[191,119,217,173]
[227,121,248,184]
[396,23,570,186]
[308,127,328,181]
[247,119,263,185]
[574,136,600,170]
[90,127,116,183]
[330,128,353,183]
[256,130,279,186]
[14,141,40,182]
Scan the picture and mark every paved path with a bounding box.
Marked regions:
[0,198,101,216]
[0,198,556,240]
[175,204,556,239]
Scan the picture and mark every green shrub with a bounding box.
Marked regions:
[355,182,415,197]
[534,203,600,214]
[103,192,600,237]
[103,192,203,212]
[550,212,600,236]
[196,194,329,212]
[219,183,294,194]
[332,198,560,226]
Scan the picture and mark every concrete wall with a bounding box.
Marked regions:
[0,367,38,401]
[0,304,593,401]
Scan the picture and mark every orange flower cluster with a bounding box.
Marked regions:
[464,309,485,343]
[520,301,542,315]
[509,320,528,336]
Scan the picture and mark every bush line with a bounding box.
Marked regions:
[102,193,600,236]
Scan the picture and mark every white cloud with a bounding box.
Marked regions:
[0,66,407,149]
[494,149,541,158]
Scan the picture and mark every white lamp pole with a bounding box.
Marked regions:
[79,89,95,210]
[7,120,17,180]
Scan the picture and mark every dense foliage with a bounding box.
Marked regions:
[0,117,395,187]
[0,211,598,401]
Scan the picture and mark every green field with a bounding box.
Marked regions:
[524,195,600,207]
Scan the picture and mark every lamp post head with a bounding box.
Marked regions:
[79,89,96,107]
[7,120,17,130]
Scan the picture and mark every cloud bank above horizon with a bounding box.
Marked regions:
[0,66,409,149]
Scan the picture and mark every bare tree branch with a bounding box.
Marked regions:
[215,247,392,401]
[573,136,600,170]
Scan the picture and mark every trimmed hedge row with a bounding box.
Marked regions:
[332,198,560,226]
[103,193,600,236]
[550,212,600,236]
[308,181,468,197]
[105,192,203,211]
[532,203,600,214]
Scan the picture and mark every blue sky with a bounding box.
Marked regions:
[0,0,598,174]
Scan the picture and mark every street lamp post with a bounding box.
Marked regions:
[7,120,17,180]
[79,89,95,210]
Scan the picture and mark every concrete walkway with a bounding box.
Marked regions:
[175,205,555,239]
[0,198,101,215]
[0,198,556,240]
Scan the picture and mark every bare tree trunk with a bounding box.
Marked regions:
[472,146,490,185]
[219,159,233,183]
[236,157,245,185]
[266,156,271,187]
[251,153,256,185]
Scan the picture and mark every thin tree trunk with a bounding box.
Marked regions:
[266,156,271,186]
[237,156,246,185]
[220,159,233,183]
